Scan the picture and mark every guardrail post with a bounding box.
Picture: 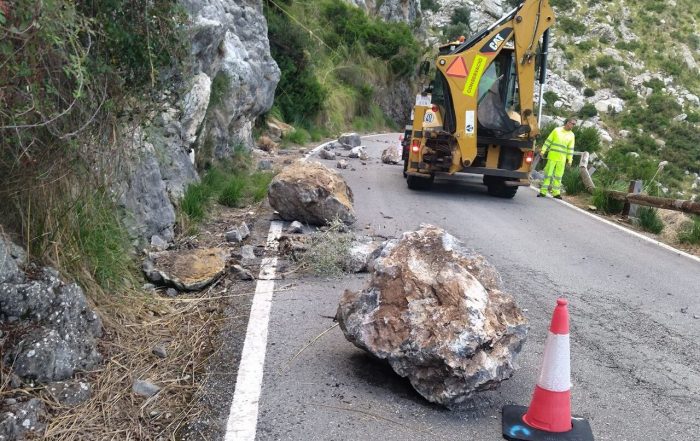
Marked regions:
[621,180,643,219]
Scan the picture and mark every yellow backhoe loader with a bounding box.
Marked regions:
[404,0,555,198]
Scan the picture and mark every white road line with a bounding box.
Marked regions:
[529,186,700,265]
[226,134,382,439]
[224,220,283,441]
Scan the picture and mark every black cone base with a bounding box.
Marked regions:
[502,405,594,441]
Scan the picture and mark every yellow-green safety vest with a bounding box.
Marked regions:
[541,127,575,163]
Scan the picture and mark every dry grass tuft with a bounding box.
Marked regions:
[41,281,230,441]
[292,217,353,278]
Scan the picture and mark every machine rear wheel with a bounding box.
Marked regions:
[403,156,408,178]
[484,176,518,198]
[407,174,434,190]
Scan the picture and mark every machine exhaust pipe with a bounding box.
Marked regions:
[536,29,550,128]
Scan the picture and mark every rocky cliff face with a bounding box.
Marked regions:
[117,0,280,244]
[347,0,422,23]
[183,0,280,157]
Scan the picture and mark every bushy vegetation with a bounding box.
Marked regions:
[637,207,664,234]
[677,216,700,245]
[263,0,420,133]
[320,2,421,77]
[613,92,700,181]
[592,187,625,214]
[421,0,440,13]
[181,150,275,222]
[578,103,598,118]
[443,7,471,41]
[0,0,187,290]
[558,17,586,36]
[561,167,586,196]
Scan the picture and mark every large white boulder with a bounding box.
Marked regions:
[337,225,528,408]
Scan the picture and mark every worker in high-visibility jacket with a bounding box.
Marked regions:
[538,118,576,199]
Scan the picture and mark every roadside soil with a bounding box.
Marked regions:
[29,146,309,441]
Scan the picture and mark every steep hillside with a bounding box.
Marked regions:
[422,0,700,197]
[262,0,423,138]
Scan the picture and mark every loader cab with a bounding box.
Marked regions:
[431,43,523,141]
[476,45,527,139]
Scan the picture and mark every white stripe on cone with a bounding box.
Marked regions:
[537,332,571,392]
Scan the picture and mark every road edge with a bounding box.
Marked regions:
[529,186,700,265]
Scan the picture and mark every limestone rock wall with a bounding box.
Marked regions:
[116,0,280,244]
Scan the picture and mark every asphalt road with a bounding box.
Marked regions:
[251,134,700,441]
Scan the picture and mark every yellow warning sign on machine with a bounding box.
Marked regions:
[463,54,488,97]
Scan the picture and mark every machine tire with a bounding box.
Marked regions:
[403,157,409,178]
[407,174,434,190]
[484,176,518,199]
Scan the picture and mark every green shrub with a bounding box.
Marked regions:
[450,7,472,28]
[617,87,638,102]
[284,128,311,145]
[558,17,586,35]
[218,176,246,207]
[443,23,471,42]
[551,0,576,10]
[572,126,601,153]
[562,167,586,196]
[568,76,584,89]
[583,64,599,79]
[578,103,598,118]
[677,216,700,245]
[184,166,277,217]
[577,40,595,51]
[73,192,137,290]
[686,111,700,124]
[181,182,211,221]
[645,2,666,13]
[543,90,560,113]
[592,188,625,214]
[615,41,641,51]
[248,172,275,202]
[209,72,232,108]
[601,70,626,89]
[421,0,440,12]
[596,55,615,69]
[661,58,683,77]
[266,2,327,124]
[583,88,595,97]
[78,0,188,87]
[643,78,665,93]
[637,207,664,234]
[544,90,560,104]
[320,0,420,77]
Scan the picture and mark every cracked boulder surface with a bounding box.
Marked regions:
[268,161,356,226]
[144,248,228,291]
[337,224,528,408]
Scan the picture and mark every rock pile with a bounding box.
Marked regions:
[337,225,528,408]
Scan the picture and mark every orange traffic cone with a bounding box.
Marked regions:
[502,298,594,441]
